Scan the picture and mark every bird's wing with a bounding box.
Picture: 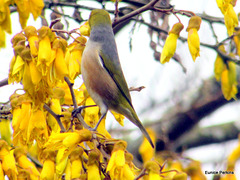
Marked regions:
[99,51,133,108]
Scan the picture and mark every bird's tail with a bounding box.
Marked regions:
[128,111,155,148]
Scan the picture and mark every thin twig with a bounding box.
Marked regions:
[112,0,160,28]
[43,104,66,132]
[64,77,90,129]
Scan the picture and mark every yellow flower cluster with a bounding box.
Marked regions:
[216,0,238,35]
[160,16,202,64]
[214,45,238,100]
[0,0,44,48]
[8,26,87,106]
[1,18,212,180]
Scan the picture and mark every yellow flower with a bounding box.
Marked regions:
[0,140,18,180]
[214,45,226,81]
[24,26,39,57]
[44,129,92,151]
[13,101,32,147]
[70,147,84,179]
[0,161,4,180]
[27,106,48,148]
[52,38,69,81]
[65,37,86,80]
[15,0,30,29]
[139,129,156,163]
[14,148,40,179]
[234,30,240,57]
[87,149,101,180]
[224,4,238,36]
[56,148,68,178]
[80,21,90,36]
[106,141,134,180]
[160,22,184,64]
[216,0,229,14]
[0,0,11,34]
[37,27,55,76]
[185,160,206,180]
[221,61,238,100]
[144,161,161,180]
[39,150,56,180]
[227,142,240,167]
[0,119,11,145]
[0,27,6,48]
[29,0,44,20]
[186,16,202,61]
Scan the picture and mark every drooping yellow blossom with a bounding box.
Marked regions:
[56,148,68,178]
[80,21,91,36]
[39,150,56,180]
[185,160,206,180]
[44,129,92,152]
[107,141,134,180]
[0,27,6,48]
[27,106,49,148]
[224,4,238,36]
[216,0,229,14]
[87,149,101,180]
[14,148,40,179]
[0,119,11,145]
[233,30,240,57]
[65,36,86,80]
[52,38,69,81]
[0,0,11,34]
[227,139,240,167]
[144,161,161,180]
[0,140,18,180]
[186,16,202,61]
[0,0,11,48]
[139,128,156,163]
[70,147,84,179]
[84,97,100,128]
[15,0,30,29]
[0,161,4,180]
[221,61,238,100]
[12,100,32,147]
[29,0,44,20]
[214,45,226,81]
[37,26,55,76]
[29,60,42,85]
[160,22,184,64]
[172,172,188,180]
[24,26,39,57]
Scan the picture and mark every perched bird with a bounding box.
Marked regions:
[81,9,154,148]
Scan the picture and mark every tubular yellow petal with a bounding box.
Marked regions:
[54,48,69,81]
[160,33,178,64]
[12,55,24,76]
[29,61,42,84]
[139,129,156,163]
[29,0,44,20]
[40,159,55,180]
[88,164,101,180]
[187,28,200,61]
[80,21,90,36]
[0,119,11,145]
[221,62,238,100]
[224,4,238,36]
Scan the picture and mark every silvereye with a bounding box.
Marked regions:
[81,9,154,148]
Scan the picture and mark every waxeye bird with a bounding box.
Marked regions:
[81,9,154,148]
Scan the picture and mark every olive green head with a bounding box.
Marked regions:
[89,9,112,28]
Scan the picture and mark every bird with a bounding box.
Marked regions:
[80,9,154,148]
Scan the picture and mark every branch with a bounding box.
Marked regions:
[174,121,240,152]
[112,0,160,28]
